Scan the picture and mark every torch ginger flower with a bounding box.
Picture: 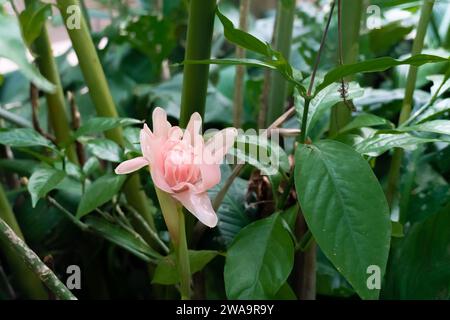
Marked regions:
[115,107,237,228]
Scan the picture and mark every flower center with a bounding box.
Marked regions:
[163,142,200,188]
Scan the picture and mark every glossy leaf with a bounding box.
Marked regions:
[74,117,142,138]
[340,113,393,133]
[85,216,161,262]
[208,166,253,246]
[28,167,65,207]
[355,133,439,156]
[18,2,51,46]
[295,140,391,299]
[76,174,126,218]
[415,98,450,123]
[295,82,363,139]
[85,138,123,163]
[216,7,269,56]
[224,213,294,299]
[229,134,290,175]
[314,54,448,96]
[153,250,219,285]
[0,128,55,149]
[402,120,450,136]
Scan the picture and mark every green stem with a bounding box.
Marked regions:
[176,206,191,300]
[233,0,251,128]
[386,0,435,212]
[266,0,295,126]
[30,24,79,164]
[329,0,363,135]
[179,0,216,127]
[57,0,155,233]
[0,215,76,300]
[299,98,311,144]
[0,184,48,299]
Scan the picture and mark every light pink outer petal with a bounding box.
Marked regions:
[184,112,202,145]
[196,164,221,193]
[204,128,238,164]
[115,157,148,174]
[152,107,171,139]
[173,191,218,228]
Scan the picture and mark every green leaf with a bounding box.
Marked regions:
[76,174,126,218]
[84,216,161,262]
[18,2,51,46]
[314,54,448,96]
[208,166,253,246]
[74,117,142,138]
[273,282,297,300]
[224,213,294,299]
[339,113,393,134]
[355,133,439,156]
[216,7,270,57]
[229,134,290,175]
[0,11,54,92]
[402,120,450,136]
[295,140,391,299]
[152,250,219,285]
[28,167,65,207]
[383,203,450,299]
[85,138,123,163]
[427,75,450,100]
[183,58,277,70]
[0,128,54,149]
[296,82,364,139]
[415,98,450,123]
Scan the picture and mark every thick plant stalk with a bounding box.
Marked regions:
[179,0,216,128]
[155,188,190,299]
[31,26,79,164]
[57,0,155,232]
[176,207,191,300]
[0,184,48,299]
[386,0,435,213]
[266,0,296,126]
[0,215,76,300]
[329,0,363,135]
[233,0,251,128]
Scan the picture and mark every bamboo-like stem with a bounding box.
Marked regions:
[179,0,216,128]
[386,0,435,213]
[0,184,48,299]
[0,215,76,300]
[266,0,296,126]
[78,0,92,31]
[233,0,251,128]
[176,207,191,300]
[57,0,155,232]
[23,0,79,163]
[329,0,363,135]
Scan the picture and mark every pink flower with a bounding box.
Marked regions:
[115,107,237,228]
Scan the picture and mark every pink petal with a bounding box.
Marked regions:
[115,157,148,174]
[150,166,173,194]
[152,107,171,139]
[173,191,218,228]
[140,127,155,163]
[184,112,202,145]
[204,128,238,164]
[196,164,221,193]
